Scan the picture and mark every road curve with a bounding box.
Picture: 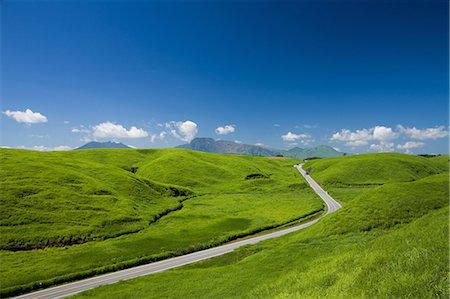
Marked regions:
[14,165,341,299]
[295,164,342,213]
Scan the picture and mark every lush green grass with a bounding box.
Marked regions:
[0,148,323,296]
[1,149,192,250]
[303,153,448,186]
[74,153,449,298]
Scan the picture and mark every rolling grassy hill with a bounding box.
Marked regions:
[75,153,449,298]
[0,148,323,296]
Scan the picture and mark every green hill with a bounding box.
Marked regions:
[0,148,191,250]
[0,148,324,296]
[303,153,447,186]
[74,153,449,299]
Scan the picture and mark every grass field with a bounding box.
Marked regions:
[74,153,449,298]
[0,148,323,296]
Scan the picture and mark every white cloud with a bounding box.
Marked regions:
[273,124,280,127]
[281,132,313,146]
[92,122,148,138]
[397,141,425,149]
[331,126,398,148]
[64,120,70,124]
[3,109,48,124]
[215,124,236,135]
[331,128,372,147]
[255,143,266,147]
[71,127,90,134]
[281,132,311,141]
[346,140,369,147]
[165,120,198,142]
[16,145,73,151]
[372,126,398,141]
[150,131,167,143]
[234,140,242,144]
[398,125,448,140]
[369,142,395,153]
[397,141,425,154]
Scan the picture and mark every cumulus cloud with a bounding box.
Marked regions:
[3,109,48,124]
[150,131,167,143]
[397,141,425,149]
[397,141,425,154]
[372,126,398,141]
[92,122,148,138]
[331,126,398,148]
[331,128,371,146]
[215,124,236,135]
[165,120,198,142]
[369,142,395,153]
[332,124,448,152]
[281,132,310,141]
[255,143,266,147]
[398,125,448,140]
[281,132,314,146]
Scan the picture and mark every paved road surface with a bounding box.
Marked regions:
[14,164,341,299]
[295,164,342,213]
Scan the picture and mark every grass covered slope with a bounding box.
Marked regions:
[1,149,191,250]
[0,148,323,296]
[75,153,449,298]
[303,153,447,186]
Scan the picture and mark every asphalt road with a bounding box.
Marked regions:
[14,164,341,299]
[295,164,342,213]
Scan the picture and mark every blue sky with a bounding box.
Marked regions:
[2,0,449,154]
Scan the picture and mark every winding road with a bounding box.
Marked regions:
[14,164,341,299]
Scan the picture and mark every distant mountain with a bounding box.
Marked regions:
[76,141,130,150]
[177,138,345,160]
[177,138,279,156]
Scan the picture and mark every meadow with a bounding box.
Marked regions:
[73,153,449,298]
[0,148,323,296]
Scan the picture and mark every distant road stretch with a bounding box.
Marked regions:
[295,164,342,213]
[14,164,341,299]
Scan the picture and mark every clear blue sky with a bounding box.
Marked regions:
[2,0,449,154]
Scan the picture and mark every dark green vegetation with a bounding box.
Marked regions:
[177,137,345,160]
[75,153,449,298]
[0,148,323,296]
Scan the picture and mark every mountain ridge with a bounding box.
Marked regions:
[76,141,130,150]
[177,138,345,160]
